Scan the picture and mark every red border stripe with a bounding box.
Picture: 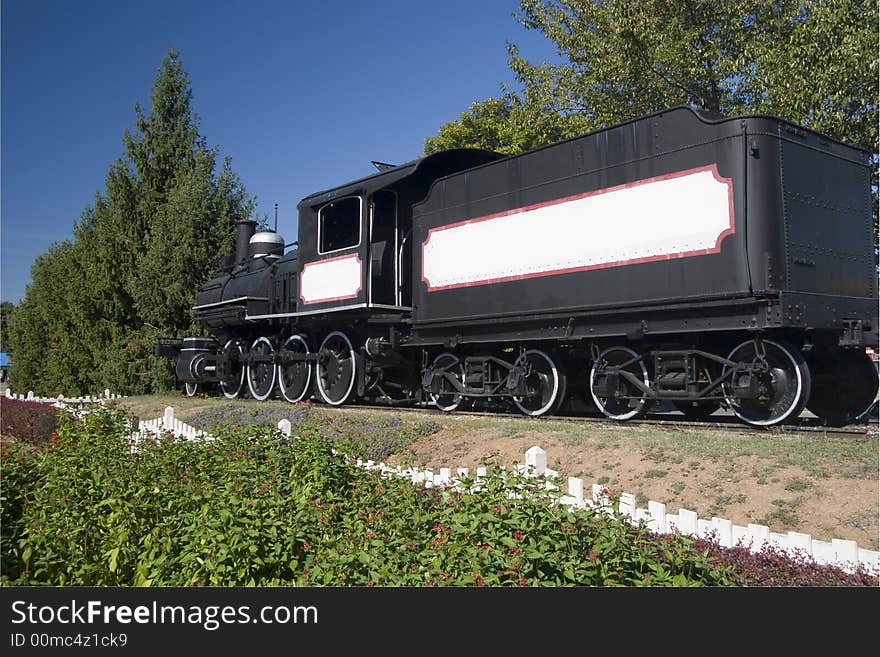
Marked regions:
[421,164,735,291]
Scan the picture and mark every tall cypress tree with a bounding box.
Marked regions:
[126,50,255,332]
[9,48,257,395]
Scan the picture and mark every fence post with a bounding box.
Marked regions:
[524,446,547,476]
[618,492,636,519]
[277,419,292,437]
[567,477,584,506]
[713,518,733,547]
[747,524,770,552]
[27,390,34,400]
[832,539,859,566]
[163,407,174,431]
[591,484,613,512]
[678,508,698,536]
[787,531,813,558]
[647,501,666,533]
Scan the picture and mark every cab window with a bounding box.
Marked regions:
[319,196,361,254]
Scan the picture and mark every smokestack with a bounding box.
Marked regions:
[235,220,257,264]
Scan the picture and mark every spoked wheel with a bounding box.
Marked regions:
[512,349,567,417]
[316,331,358,406]
[246,337,277,401]
[429,352,466,412]
[722,339,811,427]
[219,339,246,399]
[277,335,312,403]
[589,346,650,421]
[673,400,721,420]
[184,382,199,397]
[807,349,878,427]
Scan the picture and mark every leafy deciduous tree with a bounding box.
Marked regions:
[425,0,878,247]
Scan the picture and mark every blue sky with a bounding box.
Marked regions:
[1,0,557,303]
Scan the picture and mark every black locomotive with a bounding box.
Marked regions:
[155,106,879,427]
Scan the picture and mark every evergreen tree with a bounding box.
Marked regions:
[0,301,14,354]
[8,48,257,395]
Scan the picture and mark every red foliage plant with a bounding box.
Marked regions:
[0,398,61,446]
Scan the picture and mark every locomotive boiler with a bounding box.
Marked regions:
[155,106,879,427]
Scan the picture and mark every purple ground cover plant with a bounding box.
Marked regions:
[185,403,440,461]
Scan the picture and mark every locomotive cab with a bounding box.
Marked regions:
[295,149,503,315]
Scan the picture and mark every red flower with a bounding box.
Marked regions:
[473,572,484,587]
[512,530,525,541]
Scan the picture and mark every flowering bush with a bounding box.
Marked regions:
[2,406,874,586]
[0,398,62,445]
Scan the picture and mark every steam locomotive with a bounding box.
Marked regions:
[155,106,879,427]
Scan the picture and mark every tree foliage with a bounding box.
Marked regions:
[424,0,878,244]
[8,49,256,395]
[0,302,14,355]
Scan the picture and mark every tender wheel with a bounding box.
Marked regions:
[589,346,650,421]
[807,349,879,427]
[277,335,312,403]
[247,337,277,401]
[219,339,245,399]
[673,400,721,420]
[184,382,199,397]
[722,339,811,427]
[316,331,358,406]
[429,352,466,412]
[513,349,566,417]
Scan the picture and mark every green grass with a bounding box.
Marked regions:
[644,469,668,479]
[760,498,804,529]
[784,477,813,492]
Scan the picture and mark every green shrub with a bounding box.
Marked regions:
[1,438,40,580]
[0,406,735,586]
[3,407,873,586]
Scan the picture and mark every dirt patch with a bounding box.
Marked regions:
[386,415,879,550]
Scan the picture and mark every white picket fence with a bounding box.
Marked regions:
[276,424,880,576]
[124,406,212,443]
[4,387,125,407]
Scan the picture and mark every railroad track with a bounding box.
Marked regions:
[322,400,876,439]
